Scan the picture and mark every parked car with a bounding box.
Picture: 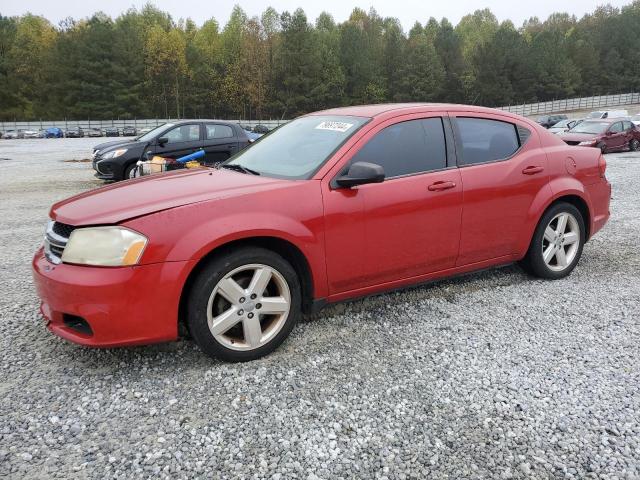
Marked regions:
[33,104,611,362]
[137,127,153,135]
[548,118,583,134]
[105,127,120,137]
[245,130,262,142]
[23,129,43,139]
[87,128,103,137]
[586,110,629,119]
[92,120,251,181]
[253,124,271,134]
[65,127,84,138]
[44,127,64,138]
[3,129,25,139]
[122,126,137,136]
[536,114,568,129]
[559,118,640,152]
[631,114,640,126]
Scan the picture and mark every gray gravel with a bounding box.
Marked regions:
[0,138,639,479]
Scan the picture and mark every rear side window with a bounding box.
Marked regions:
[206,124,234,139]
[350,118,447,178]
[623,121,633,130]
[456,117,520,165]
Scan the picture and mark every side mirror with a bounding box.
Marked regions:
[157,137,168,146]
[335,161,385,188]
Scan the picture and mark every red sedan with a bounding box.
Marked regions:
[559,118,640,153]
[33,104,611,361]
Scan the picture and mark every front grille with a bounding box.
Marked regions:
[52,222,75,238]
[44,221,73,264]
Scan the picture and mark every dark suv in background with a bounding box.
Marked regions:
[92,120,252,181]
[536,114,568,129]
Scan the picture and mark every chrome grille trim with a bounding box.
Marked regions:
[44,220,70,264]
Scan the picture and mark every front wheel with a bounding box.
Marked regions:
[186,247,301,362]
[520,202,585,279]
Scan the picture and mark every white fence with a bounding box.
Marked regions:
[500,92,640,116]
[0,118,286,132]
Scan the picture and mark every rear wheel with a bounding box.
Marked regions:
[186,247,301,362]
[520,202,585,279]
[630,139,640,151]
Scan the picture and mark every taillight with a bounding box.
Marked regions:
[598,155,607,177]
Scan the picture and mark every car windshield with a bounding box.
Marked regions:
[137,123,173,142]
[587,112,604,119]
[224,115,369,179]
[570,121,609,134]
[552,120,570,128]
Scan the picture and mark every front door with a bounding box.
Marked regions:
[604,121,626,151]
[152,123,203,160]
[322,115,463,295]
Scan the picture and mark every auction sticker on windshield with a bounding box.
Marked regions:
[315,121,354,133]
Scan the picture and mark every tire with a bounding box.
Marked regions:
[519,202,585,279]
[186,246,301,362]
[122,162,137,180]
[630,139,640,152]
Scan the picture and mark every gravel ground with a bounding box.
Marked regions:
[0,138,639,479]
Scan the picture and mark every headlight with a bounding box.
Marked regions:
[578,140,596,146]
[62,227,147,266]
[102,148,127,159]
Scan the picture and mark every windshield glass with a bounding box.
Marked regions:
[137,123,173,142]
[225,115,369,179]
[569,121,609,134]
[587,112,604,119]
[552,120,570,128]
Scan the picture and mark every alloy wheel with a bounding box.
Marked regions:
[206,264,291,351]
[541,212,580,272]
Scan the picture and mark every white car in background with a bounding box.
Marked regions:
[631,114,640,126]
[586,109,629,119]
[548,118,583,134]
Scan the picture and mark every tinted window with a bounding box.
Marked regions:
[164,124,200,143]
[456,117,520,165]
[206,124,234,139]
[350,118,446,178]
[609,122,623,133]
[517,125,532,145]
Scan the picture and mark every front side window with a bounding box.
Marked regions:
[349,118,447,178]
[206,124,234,139]
[164,124,200,144]
[226,115,368,179]
[456,117,520,165]
[609,122,623,133]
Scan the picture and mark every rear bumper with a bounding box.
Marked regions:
[32,247,195,347]
[587,180,611,239]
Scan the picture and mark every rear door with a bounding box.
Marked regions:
[152,123,203,160]
[450,113,549,266]
[201,123,240,166]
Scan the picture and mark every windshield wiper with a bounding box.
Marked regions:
[220,164,261,175]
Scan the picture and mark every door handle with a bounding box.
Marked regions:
[522,166,544,175]
[428,181,456,191]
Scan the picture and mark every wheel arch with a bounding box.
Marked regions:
[178,236,316,333]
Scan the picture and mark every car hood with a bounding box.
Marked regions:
[94,139,143,152]
[51,168,292,226]
[558,132,600,142]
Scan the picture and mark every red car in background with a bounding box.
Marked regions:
[33,104,611,362]
[559,118,640,153]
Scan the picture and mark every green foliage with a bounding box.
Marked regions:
[0,3,639,120]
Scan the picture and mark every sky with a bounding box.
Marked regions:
[1,0,634,30]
